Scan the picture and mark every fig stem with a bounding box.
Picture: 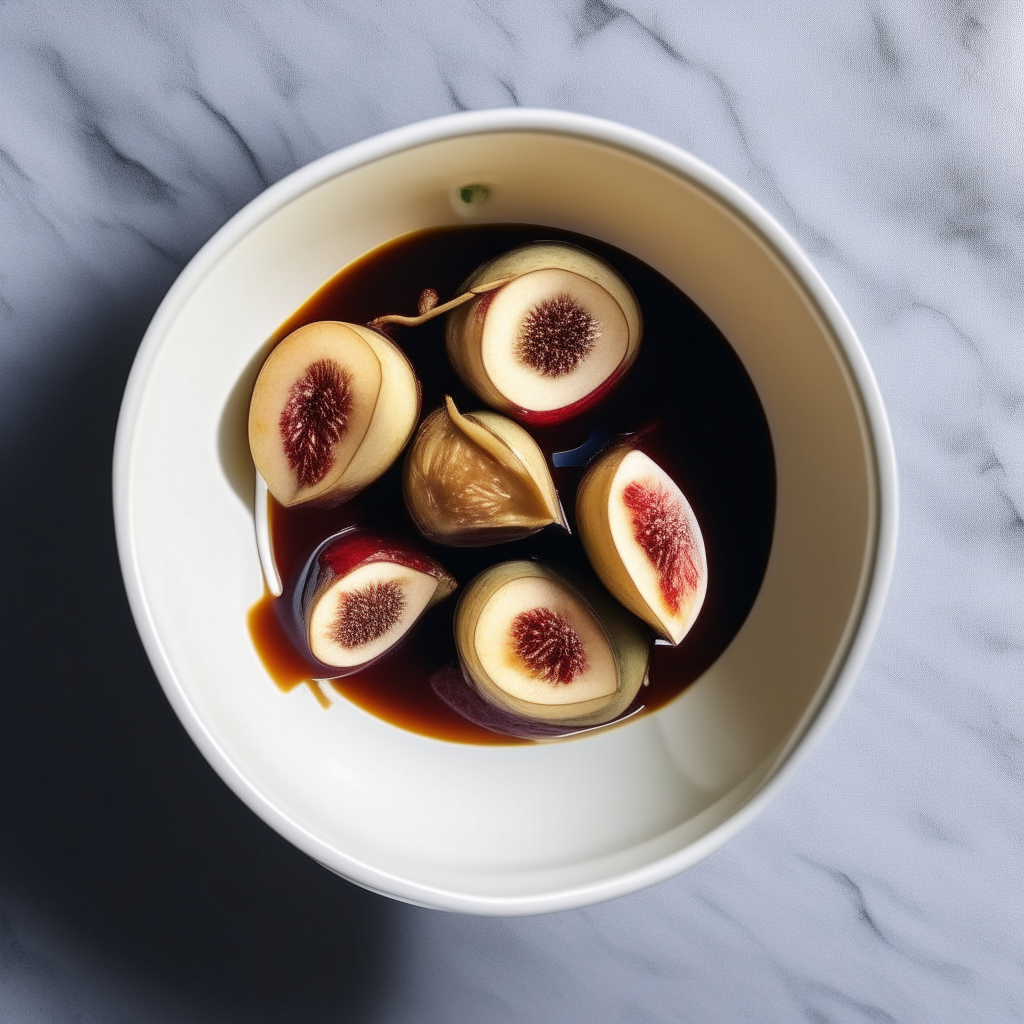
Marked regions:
[369,277,512,329]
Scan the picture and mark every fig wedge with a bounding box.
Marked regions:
[249,321,420,508]
[402,396,566,546]
[445,242,642,425]
[576,447,708,645]
[294,531,455,674]
[453,561,649,728]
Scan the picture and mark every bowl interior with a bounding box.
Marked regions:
[120,128,877,909]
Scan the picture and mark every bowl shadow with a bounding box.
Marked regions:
[218,337,278,512]
[0,291,400,1020]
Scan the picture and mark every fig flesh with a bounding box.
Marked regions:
[445,242,642,425]
[249,321,420,508]
[293,531,455,675]
[576,447,708,645]
[453,561,649,728]
[402,396,565,547]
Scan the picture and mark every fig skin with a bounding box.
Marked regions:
[402,396,565,547]
[283,529,455,677]
[429,663,645,741]
[576,445,708,646]
[249,321,421,509]
[452,561,650,729]
[445,242,642,426]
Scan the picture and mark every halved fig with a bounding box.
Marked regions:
[576,447,707,645]
[402,396,566,546]
[445,242,642,425]
[249,321,420,508]
[294,531,456,674]
[453,561,649,728]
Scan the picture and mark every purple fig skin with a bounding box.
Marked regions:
[275,530,362,679]
[429,663,645,741]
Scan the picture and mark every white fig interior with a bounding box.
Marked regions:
[307,561,440,668]
[248,321,381,506]
[480,268,629,411]
[115,113,893,914]
[473,575,617,706]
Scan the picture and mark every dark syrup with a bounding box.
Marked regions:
[247,225,776,745]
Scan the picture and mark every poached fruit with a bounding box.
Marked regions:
[249,321,420,508]
[402,395,565,547]
[445,242,642,425]
[247,224,776,745]
[576,446,708,645]
[452,561,649,729]
[294,530,456,675]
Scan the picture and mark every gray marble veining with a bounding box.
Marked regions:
[1,2,1022,1021]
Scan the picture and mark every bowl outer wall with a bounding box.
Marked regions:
[112,108,898,915]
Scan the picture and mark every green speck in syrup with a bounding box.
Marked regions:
[458,184,489,205]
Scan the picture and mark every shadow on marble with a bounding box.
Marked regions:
[0,285,400,1021]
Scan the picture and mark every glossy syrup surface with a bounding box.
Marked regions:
[247,225,776,744]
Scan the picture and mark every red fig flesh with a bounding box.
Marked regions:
[279,359,353,488]
[509,607,589,685]
[621,478,703,615]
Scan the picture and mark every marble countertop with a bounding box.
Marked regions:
[2,2,1022,1020]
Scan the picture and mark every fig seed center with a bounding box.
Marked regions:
[515,294,600,377]
[279,359,353,488]
[622,481,700,613]
[332,579,406,649]
[510,607,589,684]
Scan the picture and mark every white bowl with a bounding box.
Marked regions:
[113,109,897,915]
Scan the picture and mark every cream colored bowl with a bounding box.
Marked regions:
[113,110,896,914]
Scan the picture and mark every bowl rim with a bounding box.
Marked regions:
[112,108,898,915]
